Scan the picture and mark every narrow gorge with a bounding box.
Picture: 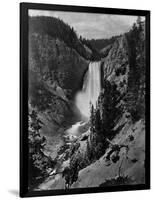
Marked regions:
[28,13,146,191]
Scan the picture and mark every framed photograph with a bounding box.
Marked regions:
[20,2,150,197]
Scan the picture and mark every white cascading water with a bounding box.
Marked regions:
[66,61,101,137]
[75,61,101,119]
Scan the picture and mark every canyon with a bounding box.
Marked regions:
[28,16,146,190]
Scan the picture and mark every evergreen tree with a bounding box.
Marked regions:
[90,102,95,133]
[28,110,53,188]
[125,17,145,121]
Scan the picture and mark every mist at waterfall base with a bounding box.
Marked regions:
[66,62,101,137]
[75,61,101,120]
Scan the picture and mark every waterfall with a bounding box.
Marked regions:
[75,61,101,119]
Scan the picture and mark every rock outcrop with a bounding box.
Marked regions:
[29,25,89,131]
[103,35,129,94]
[72,119,145,188]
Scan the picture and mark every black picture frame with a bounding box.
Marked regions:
[20,2,150,198]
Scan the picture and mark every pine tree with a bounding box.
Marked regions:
[28,110,52,188]
[90,102,95,133]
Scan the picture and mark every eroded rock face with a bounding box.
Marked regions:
[29,33,89,128]
[29,34,89,94]
[103,35,129,94]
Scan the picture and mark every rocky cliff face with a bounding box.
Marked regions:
[29,33,89,129]
[103,35,129,94]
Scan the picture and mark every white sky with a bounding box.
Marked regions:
[29,9,143,39]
